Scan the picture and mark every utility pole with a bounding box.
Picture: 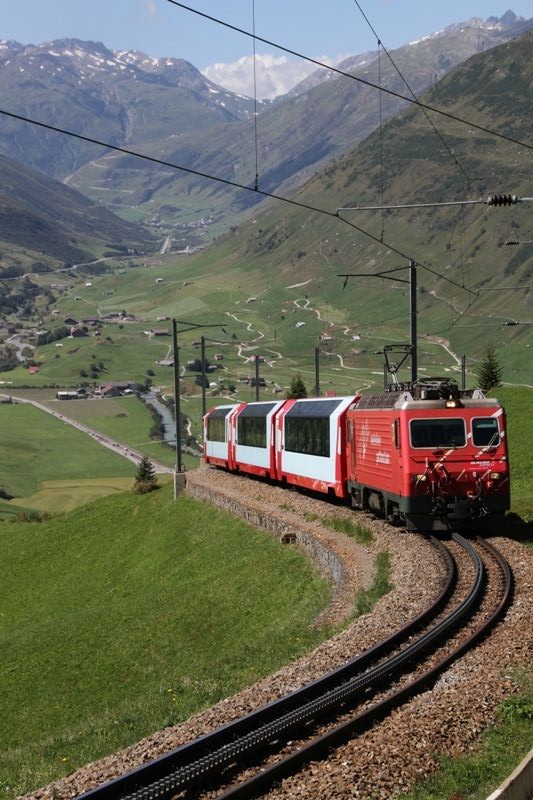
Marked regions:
[409,260,417,383]
[172,319,182,497]
[255,354,260,401]
[201,336,207,419]
[314,345,320,396]
[338,260,418,384]
[172,318,227,499]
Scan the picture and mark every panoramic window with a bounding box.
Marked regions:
[285,417,330,457]
[472,417,500,447]
[207,407,233,443]
[284,399,341,458]
[410,418,466,448]
[237,402,276,448]
[238,417,267,448]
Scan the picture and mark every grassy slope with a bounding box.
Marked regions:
[0,403,135,498]
[496,387,533,523]
[0,485,331,798]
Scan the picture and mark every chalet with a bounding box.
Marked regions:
[214,353,224,361]
[82,317,101,326]
[149,328,169,337]
[69,327,88,338]
[28,366,40,374]
[97,382,133,398]
[63,316,78,326]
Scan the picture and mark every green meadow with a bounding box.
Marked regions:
[0,486,331,798]
[0,403,135,500]
[496,387,533,524]
[5,253,482,394]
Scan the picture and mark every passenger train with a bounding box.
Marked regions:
[203,379,509,531]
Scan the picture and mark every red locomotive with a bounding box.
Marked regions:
[203,379,509,531]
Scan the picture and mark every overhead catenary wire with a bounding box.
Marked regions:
[377,40,385,242]
[351,0,471,182]
[252,0,259,191]
[166,0,533,153]
[0,107,476,296]
[350,0,476,305]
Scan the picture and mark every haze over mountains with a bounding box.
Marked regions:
[0,9,530,249]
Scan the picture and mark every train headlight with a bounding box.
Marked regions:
[414,473,427,482]
[445,398,463,408]
[489,471,503,480]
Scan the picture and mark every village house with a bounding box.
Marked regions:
[96,382,134,398]
[69,326,88,338]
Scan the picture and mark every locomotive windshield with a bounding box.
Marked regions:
[410,418,466,449]
[472,417,500,447]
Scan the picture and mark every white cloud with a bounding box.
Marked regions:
[202,53,342,99]
[145,1,157,18]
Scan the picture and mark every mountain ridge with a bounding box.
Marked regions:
[0,10,530,255]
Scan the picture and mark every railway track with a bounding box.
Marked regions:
[75,533,512,800]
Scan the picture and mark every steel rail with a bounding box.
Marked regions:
[216,535,513,800]
[76,537,456,800]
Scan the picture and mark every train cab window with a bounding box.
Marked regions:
[410,418,466,448]
[472,417,500,447]
[393,419,400,449]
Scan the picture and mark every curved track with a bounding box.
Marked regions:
[75,534,512,800]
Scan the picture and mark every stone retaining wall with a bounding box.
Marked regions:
[186,468,373,627]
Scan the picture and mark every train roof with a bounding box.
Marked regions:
[351,377,504,410]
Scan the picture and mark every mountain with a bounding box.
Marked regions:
[164,30,532,383]
[0,12,530,247]
[61,11,532,237]
[0,38,262,177]
[0,152,154,273]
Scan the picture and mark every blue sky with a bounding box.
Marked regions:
[1,1,531,97]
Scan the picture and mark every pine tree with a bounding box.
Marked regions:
[476,344,503,391]
[286,373,308,399]
[133,455,158,494]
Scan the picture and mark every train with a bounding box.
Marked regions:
[203,378,509,531]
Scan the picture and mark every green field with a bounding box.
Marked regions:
[4,252,483,396]
[496,387,533,525]
[0,485,331,798]
[0,403,135,500]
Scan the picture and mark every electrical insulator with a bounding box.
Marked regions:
[486,194,518,206]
